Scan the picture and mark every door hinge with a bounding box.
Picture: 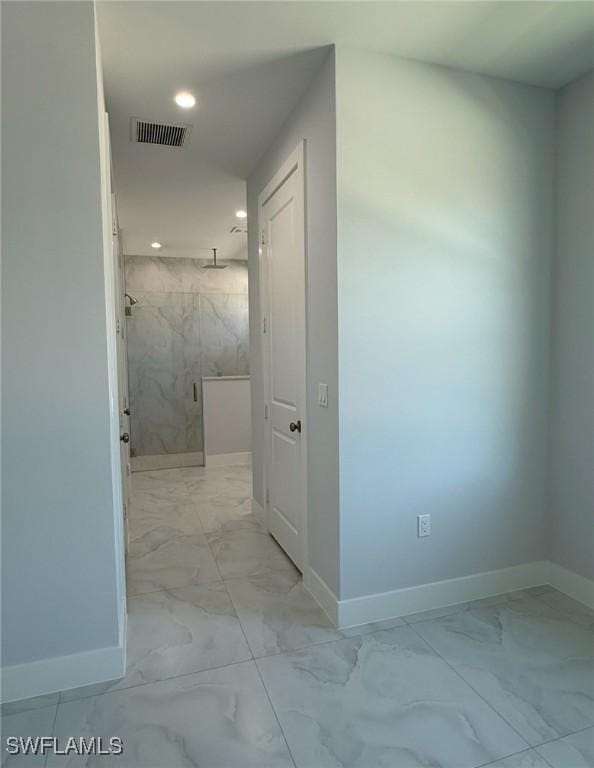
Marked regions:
[261,230,266,246]
[264,404,268,420]
[263,316,267,334]
[116,319,121,334]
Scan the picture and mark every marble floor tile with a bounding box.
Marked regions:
[61,583,251,702]
[127,532,221,595]
[257,625,527,768]
[339,616,406,638]
[403,591,536,626]
[186,481,252,505]
[481,749,552,768]
[226,571,342,657]
[197,498,260,534]
[533,590,594,630]
[130,484,191,512]
[1,694,58,716]
[536,727,594,768]
[181,466,252,500]
[1,705,57,766]
[206,524,299,581]
[49,662,294,768]
[131,468,187,489]
[128,507,203,550]
[413,595,594,746]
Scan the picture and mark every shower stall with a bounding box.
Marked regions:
[124,254,249,469]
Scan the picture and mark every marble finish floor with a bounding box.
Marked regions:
[3,465,593,767]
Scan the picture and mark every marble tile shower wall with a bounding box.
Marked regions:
[125,256,249,457]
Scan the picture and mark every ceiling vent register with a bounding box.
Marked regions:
[131,118,191,147]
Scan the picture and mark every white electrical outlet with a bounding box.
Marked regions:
[417,514,431,538]
[318,382,328,408]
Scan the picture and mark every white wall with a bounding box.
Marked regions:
[1,2,124,698]
[549,71,594,582]
[336,50,555,599]
[247,49,340,595]
[203,377,251,459]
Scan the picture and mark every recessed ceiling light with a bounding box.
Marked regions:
[151,241,162,249]
[174,91,196,109]
[235,210,247,219]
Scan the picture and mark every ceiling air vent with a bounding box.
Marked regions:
[131,117,191,147]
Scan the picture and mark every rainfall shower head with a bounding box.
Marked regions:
[204,248,227,269]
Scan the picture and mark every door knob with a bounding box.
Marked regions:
[120,432,130,443]
[123,408,130,416]
[289,420,301,433]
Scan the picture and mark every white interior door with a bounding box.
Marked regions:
[259,143,307,571]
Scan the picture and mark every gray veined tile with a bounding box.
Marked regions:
[126,532,221,596]
[184,471,252,503]
[413,595,594,746]
[1,705,57,766]
[49,661,293,767]
[125,256,248,296]
[199,293,249,378]
[536,727,594,768]
[257,625,527,768]
[130,481,190,504]
[130,483,191,511]
[1,693,58,716]
[205,524,298,581]
[481,749,552,768]
[196,498,260,534]
[533,591,594,631]
[339,615,406,638]
[226,571,342,657]
[403,591,532,626]
[127,506,203,549]
[132,468,187,485]
[60,584,251,702]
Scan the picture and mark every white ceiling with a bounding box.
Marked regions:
[97,1,594,260]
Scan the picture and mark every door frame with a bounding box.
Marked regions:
[257,140,308,571]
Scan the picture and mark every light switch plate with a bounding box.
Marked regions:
[318,382,328,407]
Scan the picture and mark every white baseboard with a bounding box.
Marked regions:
[131,452,203,471]
[251,497,266,528]
[1,643,125,704]
[337,560,550,628]
[303,560,551,630]
[549,562,594,609]
[304,567,339,626]
[205,451,251,468]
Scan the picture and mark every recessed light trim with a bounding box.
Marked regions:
[235,209,247,219]
[151,241,162,249]
[174,91,196,109]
